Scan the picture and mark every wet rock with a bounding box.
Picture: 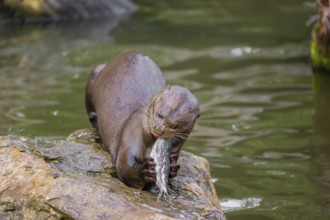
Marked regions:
[0,129,226,220]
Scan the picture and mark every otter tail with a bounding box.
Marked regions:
[85,64,106,131]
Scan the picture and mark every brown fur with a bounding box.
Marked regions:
[85,52,200,189]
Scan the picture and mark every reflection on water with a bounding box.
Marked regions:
[312,72,330,218]
[0,18,126,138]
[0,0,329,219]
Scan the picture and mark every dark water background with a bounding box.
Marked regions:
[1,0,330,219]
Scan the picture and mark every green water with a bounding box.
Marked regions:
[1,0,330,219]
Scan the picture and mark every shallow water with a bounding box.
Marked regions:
[1,0,330,219]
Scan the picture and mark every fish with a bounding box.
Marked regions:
[150,137,172,201]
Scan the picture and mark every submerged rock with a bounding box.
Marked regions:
[0,129,225,220]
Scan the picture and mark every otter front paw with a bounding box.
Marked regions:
[169,152,180,178]
[142,157,157,183]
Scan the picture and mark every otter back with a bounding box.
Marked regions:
[88,52,166,162]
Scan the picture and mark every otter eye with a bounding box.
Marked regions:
[157,113,165,119]
[170,124,179,130]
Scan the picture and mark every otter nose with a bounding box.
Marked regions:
[154,125,165,135]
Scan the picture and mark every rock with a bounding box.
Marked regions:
[311,0,330,72]
[0,129,226,220]
[0,0,136,22]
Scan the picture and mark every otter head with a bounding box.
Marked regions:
[147,85,200,140]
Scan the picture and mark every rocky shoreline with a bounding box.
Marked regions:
[0,129,225,220]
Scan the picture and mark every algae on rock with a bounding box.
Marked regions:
[311,0,330,72]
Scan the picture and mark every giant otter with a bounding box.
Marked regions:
[85,52,200,189]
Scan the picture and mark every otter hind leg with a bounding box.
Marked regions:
[90,64,107,81]
[85,64,106,131]
[89,111,98,132]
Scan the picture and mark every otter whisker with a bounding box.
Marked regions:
[173,135,188,141]
[141,104,152,115]
[174,132,190,137]
[176,114,199,122]
[139,104,155,133]
[134,105,154,134]
[137,105,151,116]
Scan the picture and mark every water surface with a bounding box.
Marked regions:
[1,1,329,219]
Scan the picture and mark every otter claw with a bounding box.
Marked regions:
[142,157,157,183]
[169,163,180,178]
[170,152,179,162]
[169,152,180,178]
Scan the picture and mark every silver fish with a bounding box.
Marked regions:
[150,137,172,201]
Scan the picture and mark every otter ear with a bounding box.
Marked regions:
[197,113,201,119]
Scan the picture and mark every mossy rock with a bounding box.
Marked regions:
[311,24,330,73]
